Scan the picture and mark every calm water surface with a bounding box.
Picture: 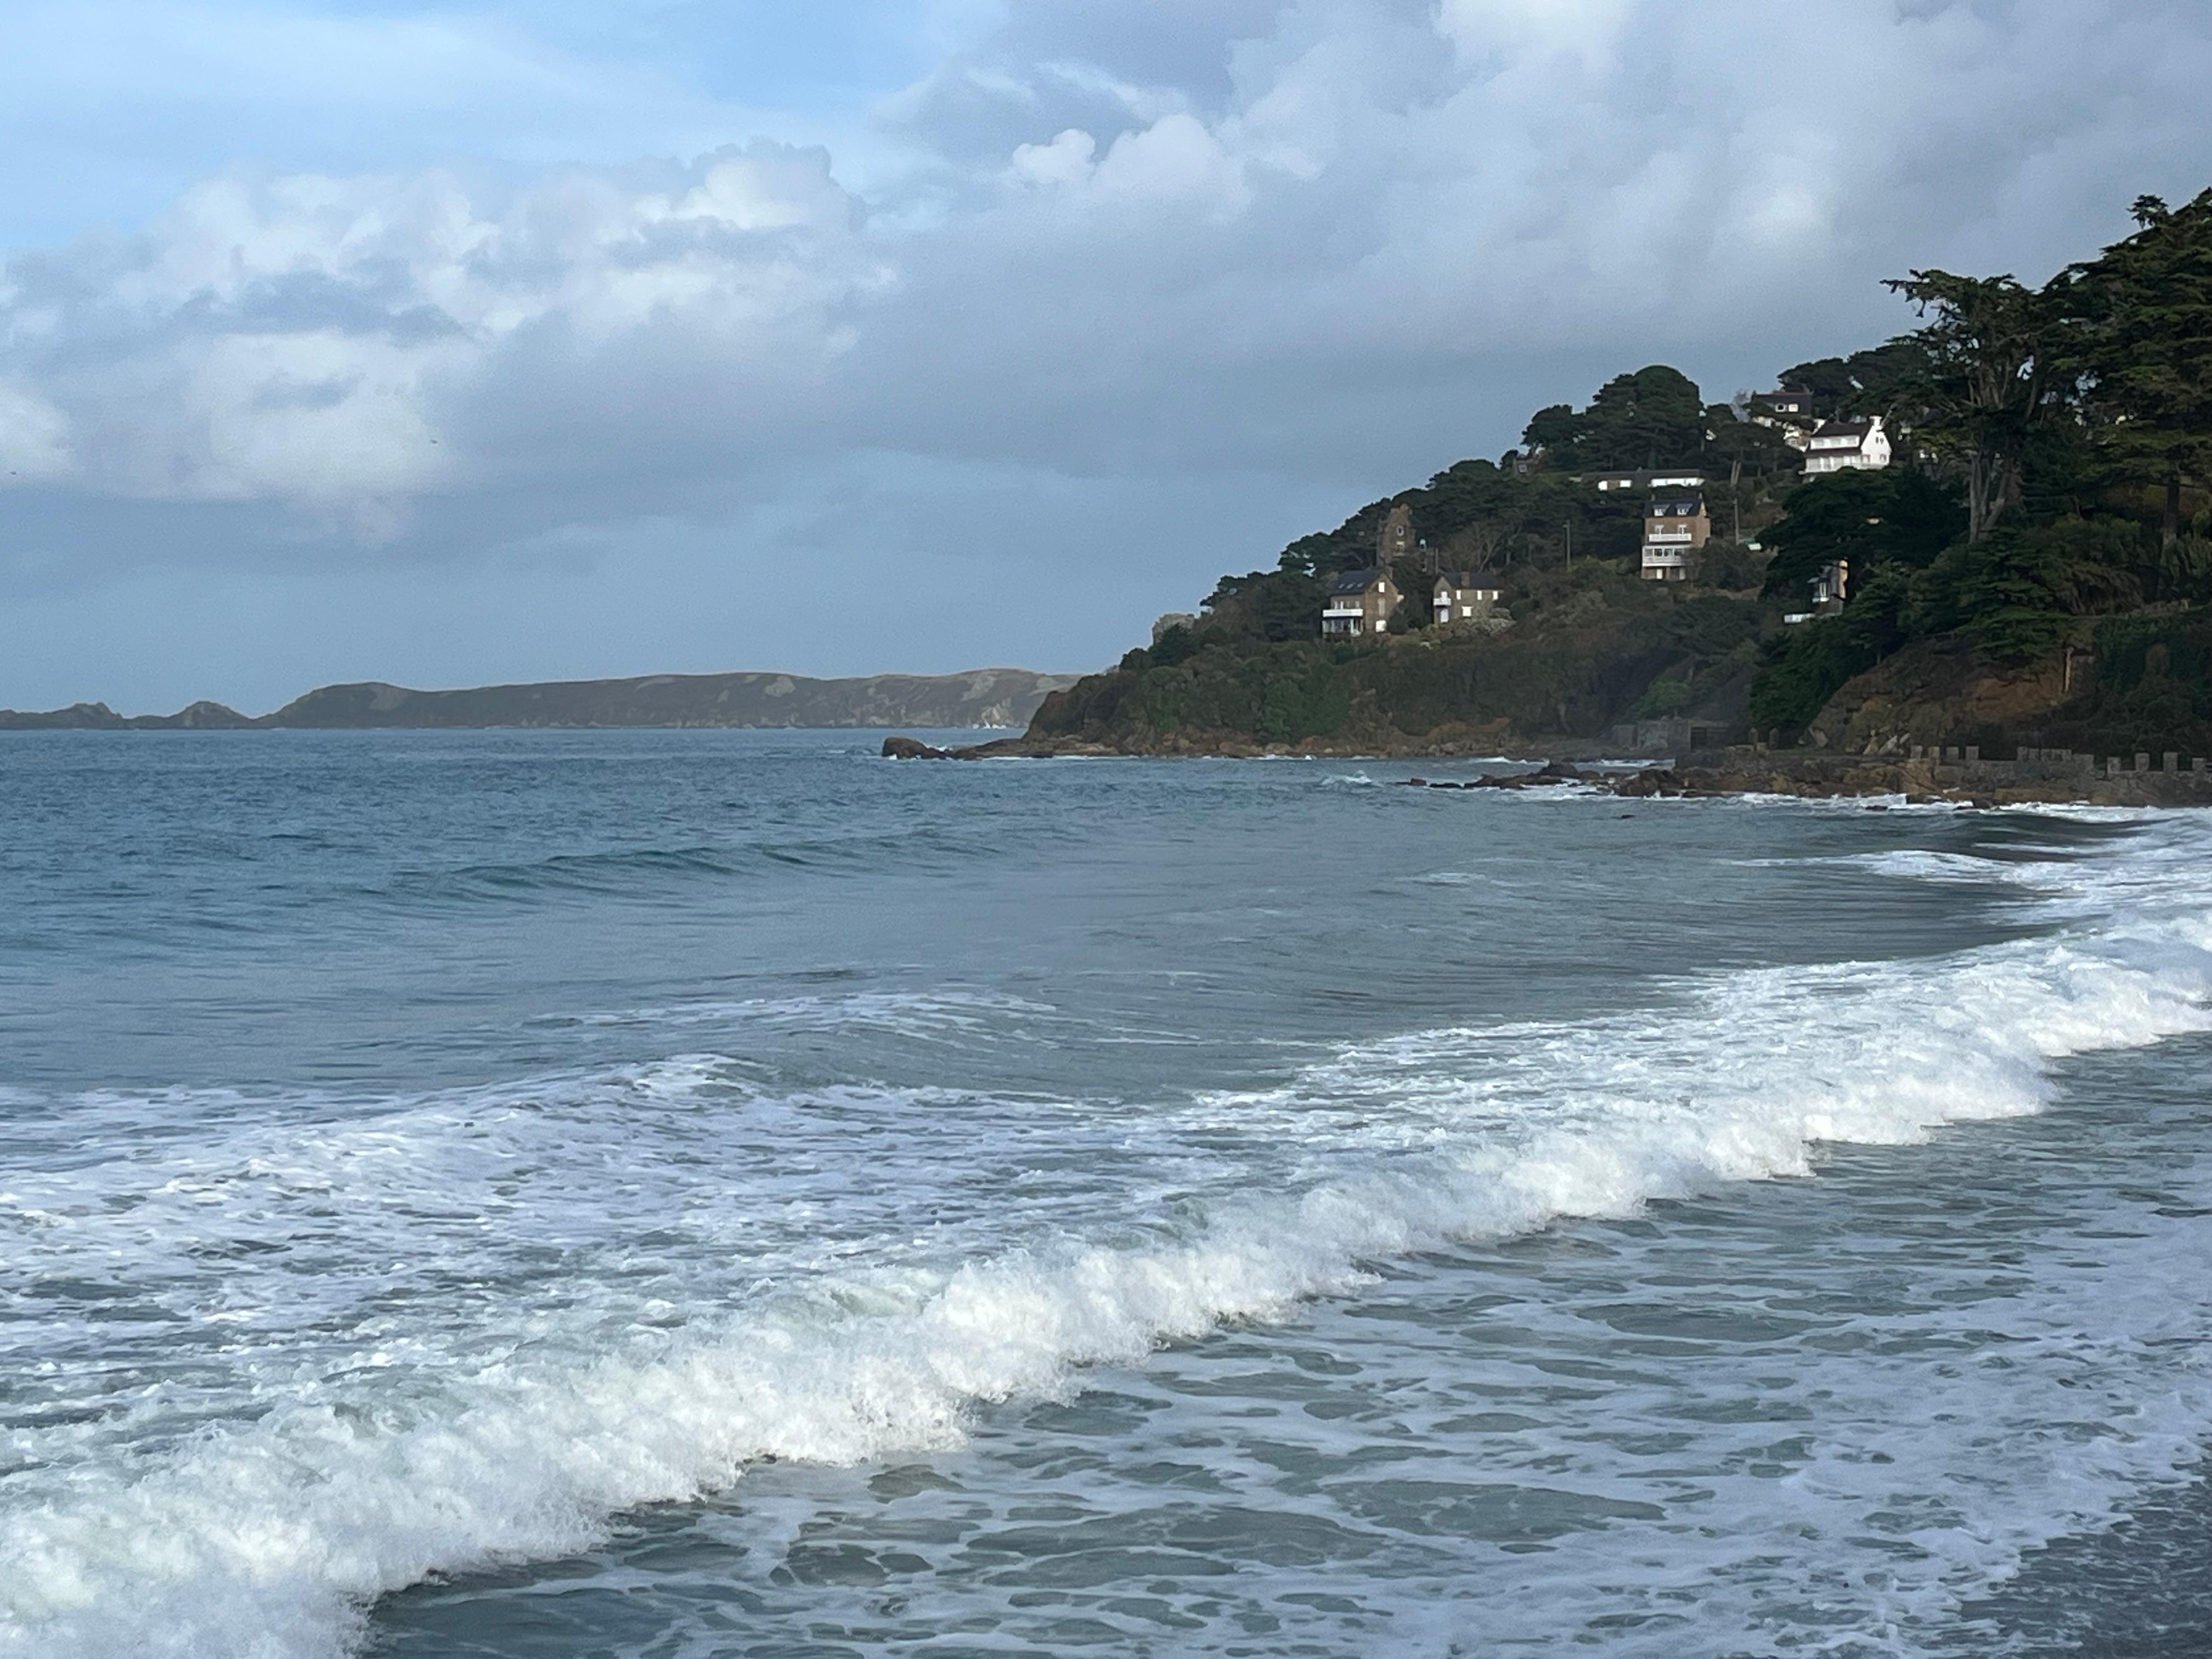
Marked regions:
[3,730,2210,1657]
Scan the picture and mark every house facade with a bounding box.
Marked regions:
[1640,493,1711,582]
[1432,572,1503,625]
[1803,416,1892,476]
[1785,560,1852,624]
[1322,568,1400,640]
[1812,560,1850,614]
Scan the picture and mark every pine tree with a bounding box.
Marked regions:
[2049,189,2212,548]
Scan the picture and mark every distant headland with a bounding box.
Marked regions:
[0,668,1080,732]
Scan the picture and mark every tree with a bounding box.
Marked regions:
[2048,188,2212,548]
[1882,270,2059,542]
[1758,468,1967,601]
[1780,342,1934,417]
[1776,357,1859,417]
[1441,521,1511,574]
[1577,365,1705,470]
[1521,404,1583,460]
[1703,402,1798,489]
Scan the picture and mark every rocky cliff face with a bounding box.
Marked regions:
[1801,614,2212,760]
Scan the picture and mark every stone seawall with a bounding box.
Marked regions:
[1672,744,2212,807]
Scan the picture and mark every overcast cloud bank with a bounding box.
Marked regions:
[4,0,2210,708]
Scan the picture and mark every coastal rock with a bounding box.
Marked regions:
[1612,768,1685,798]
[882,737,952,760]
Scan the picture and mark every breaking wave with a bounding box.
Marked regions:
[8,822,2212,1658]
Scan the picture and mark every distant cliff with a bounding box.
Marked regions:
[0,669,1079,732]
[0,701,258,731]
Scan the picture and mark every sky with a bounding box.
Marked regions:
[5,1,2212,713]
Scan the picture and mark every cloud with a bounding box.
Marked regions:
[3,0,2211,596]
[0,383,72,482]
[4,145,888,531]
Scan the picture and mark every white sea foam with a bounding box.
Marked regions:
[7,823,2212,1656]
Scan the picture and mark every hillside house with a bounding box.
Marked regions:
[1322,568,1400,640]
[1748,390,1816,451]
[1812,560,1850,614]
[1803,416,1892,476]
[1433,572,1503,625]
[1752,388,1815,420]
[1589,468,1707,494]
[1640,493,1711,582]
[1784,561,1852,625]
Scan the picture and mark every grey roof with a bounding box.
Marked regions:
[1647,495,1706,516]
[1810,417,1876,438]
[1329,570,1384,595]
[1436,571,1502,589]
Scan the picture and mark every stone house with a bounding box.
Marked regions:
[1432,572,1504,625]
[1322,568,1400,640]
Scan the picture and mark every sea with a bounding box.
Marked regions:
[3,727,2211,1659]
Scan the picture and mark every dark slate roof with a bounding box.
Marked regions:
[1436,571,1502,589]
[1647,495,1706,516]
[1329,570,1383,595]
[1810,417,1876,439]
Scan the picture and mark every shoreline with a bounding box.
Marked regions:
[883,736,2212,808]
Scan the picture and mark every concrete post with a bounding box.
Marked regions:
[2106,757,2119,777]
[2136,752,2151,772]
[2165,752,2180,773]
[1965,746,1979,764]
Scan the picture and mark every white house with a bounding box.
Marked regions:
[1802,416,1893,476]
[1432,572,1503,625]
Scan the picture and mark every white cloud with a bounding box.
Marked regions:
[5,145,891,517]
[1011,128,1097,188]
[1093,112,1250,213]
[4,0,2211,567]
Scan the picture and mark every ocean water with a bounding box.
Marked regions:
[3,729,2211,1659]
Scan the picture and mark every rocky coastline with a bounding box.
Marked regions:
[883,735,2212,808]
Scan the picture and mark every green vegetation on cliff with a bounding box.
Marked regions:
[1753,190,2212,747]
[1030,185,2212,757]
